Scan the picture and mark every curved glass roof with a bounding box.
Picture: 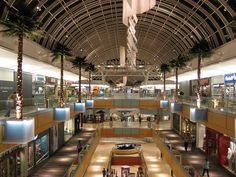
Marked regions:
[0,0,235,71]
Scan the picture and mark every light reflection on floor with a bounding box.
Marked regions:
[84,138,171,177]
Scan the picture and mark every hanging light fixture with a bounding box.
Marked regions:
[123,0,156,69]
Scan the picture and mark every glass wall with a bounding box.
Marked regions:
[64,119,75,142]
[0,148,25,177]
[35,134,49,164]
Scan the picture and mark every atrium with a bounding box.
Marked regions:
[0,0,236,177]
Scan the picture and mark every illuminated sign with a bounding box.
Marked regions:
[224,73,236,83]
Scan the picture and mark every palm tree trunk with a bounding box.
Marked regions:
[89,71,91,96]
[175,67,178,101]
[60,55,64,107]
[16,32,23,119]
[78,64,82,102]
[197,54,201,96]
[196,54,201,108]
[163,71,166,94]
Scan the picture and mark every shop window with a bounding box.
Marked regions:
[28,142,34,169]
[35,134,49,164]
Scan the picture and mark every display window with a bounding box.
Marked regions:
[64,119,75,141]
[28,142,34,169]
[35,134,49,164]
[0,148,24,177]
[227,140,236,174]
[181,118,196,138]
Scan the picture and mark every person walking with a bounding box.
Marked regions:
[191,136,196,151]
[77,140,82,153]
[102,168,107,177]
[202,158,210,177]
[184,137,189,152]
[4,91,16,117]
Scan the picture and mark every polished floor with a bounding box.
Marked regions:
[83,138,171,177]
[160,130,236,177]
[28,120,236,177]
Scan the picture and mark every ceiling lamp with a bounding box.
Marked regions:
[123,0,156,69]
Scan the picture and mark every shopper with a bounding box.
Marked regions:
[77,140,82,153]
[102,168,107,177]
[184,137,189,152]
[191,136,196,151]
[106,168,110,177]
[4,91,16,117]
[202,158,210,177]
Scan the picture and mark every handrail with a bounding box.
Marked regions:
[73,127,101,177]
[140,151,149,177]
[152,130,190,177]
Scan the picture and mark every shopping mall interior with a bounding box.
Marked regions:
[0,0,236,177]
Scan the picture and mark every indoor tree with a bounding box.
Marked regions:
[71,56,87,102]
[0,1,42,119]
[169,54,189,102]
[189,39,212,108]
[52,42,72,107]
[160,63,170,99]
[85,63,96,98]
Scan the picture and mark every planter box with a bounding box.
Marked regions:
[171,102,183,113]
[160,100,169,108]
[190,108,208,122]
[3,117,35,144]
[54,107,70,121]
[74,102,85,113]
[86,100,94,108]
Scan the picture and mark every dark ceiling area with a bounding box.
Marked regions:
[0,0,236,85]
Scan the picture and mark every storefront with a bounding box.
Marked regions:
[172,113,181,133]
[64,119,75,142]
[211,75,225,98]
[190,78,211,97]
[45,77,57,99]
[28,130,49,172]
[49,125,59,155]
[196,123,206,150]
[224,73,236,99]
[180,118,196,138]
[203,127,219,156]
[227,139,236,174]
[0,146,26,177]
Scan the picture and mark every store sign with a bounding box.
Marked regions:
[224,73,236,83]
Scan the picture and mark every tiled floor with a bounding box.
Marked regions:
[160,130,236,177]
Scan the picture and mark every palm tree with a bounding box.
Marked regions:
[160,63,170,99]
[85,63,96,97]
[0,1,42,119]
[52,43,72,107]
[71,56,87,102]
[189,39,212,107]
[169,55,189,101]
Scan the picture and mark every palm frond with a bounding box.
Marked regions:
[189,39,212,58]
[51,42,72,62]
[70,56,87,68]
[160,63,170,73]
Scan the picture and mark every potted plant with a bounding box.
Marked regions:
[0,1,42,143]
[189,39,212,121]
[169,55,189,113]
[159,63,170,108]
[52,42,72,121]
